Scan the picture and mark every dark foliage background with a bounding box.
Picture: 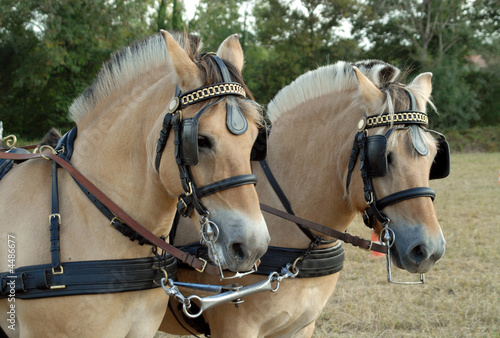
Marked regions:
[1,0,498,141]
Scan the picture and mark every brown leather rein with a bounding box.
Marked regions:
[0,148,222,275]
[259,203,388,254]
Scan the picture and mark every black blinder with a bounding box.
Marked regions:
[250,125,268,161]
[365,135,388,177]
[181,118,199,166]
[430,136,450,180]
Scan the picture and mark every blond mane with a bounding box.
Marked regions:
[267,62,356,123]
[69,33,175,123]
[267,59,401,123]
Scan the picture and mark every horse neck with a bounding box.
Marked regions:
[71,71,178,243]
[257,90,361,247]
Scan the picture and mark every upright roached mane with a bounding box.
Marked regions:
[69,32,263,126]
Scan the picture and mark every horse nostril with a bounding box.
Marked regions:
[408,244,430,266]
[229,243,247,262]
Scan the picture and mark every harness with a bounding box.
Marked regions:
[0,54,264,298]
[345,90,450,229]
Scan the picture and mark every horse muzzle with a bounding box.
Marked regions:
[203,214,270,273]
[389,224,446,274]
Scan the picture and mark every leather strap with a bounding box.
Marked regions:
[260,203,388,254]
[0,150,221,275]
[198,174,257,198]
[377,187,435,210]
[50,161,61,270]
[259,160,322,243]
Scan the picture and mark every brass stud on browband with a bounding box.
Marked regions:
[168,97,180,114]
[357,117,367,132]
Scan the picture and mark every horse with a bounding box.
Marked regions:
[159,60,448,337]
[0,30,270,337]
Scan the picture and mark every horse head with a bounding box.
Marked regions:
[350,66,446,274]
[155,32,270,273]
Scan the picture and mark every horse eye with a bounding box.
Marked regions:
[198,135,212,149]
[387,152,393,166]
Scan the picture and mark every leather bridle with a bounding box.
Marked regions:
[154,54,259,219]
[345,90,444,229]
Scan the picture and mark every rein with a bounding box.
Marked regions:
[259,203,388,254]
[0,148,221,275]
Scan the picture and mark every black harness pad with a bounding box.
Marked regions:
[250,125,268,161]
[0,147,31,180]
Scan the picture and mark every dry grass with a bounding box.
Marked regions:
[158,152,500,337]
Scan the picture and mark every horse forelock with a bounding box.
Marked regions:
[69,32,206,124]
[380,81,437,158]
[196,54,263,127]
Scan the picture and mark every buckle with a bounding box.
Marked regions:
[109,216,123,228]
[194,258,208,273]
[51,265,64,275]
[49,213,61,225]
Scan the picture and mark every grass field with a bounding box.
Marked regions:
[158,152,500,337]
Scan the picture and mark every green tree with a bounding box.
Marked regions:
[154,0,185,31]
[354,0,500,128]
[248,0,360,104]
[188,0,248,52]
[0,0,153,139]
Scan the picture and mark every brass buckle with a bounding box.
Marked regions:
[49,213,61,225]
[178,198,188,214]
[50,264,66,290]
[366,191,374,205]
[185,182,193,197]
[366,240,373,251]
[109,216,123,228]
[194,258,208,273]
[52,265,64,275]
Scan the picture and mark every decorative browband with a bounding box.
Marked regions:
[180,82,246,108]
[358,111,429,131]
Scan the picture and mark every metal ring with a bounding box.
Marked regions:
[39,145,56,160]
[291,256,303,275]
[183,295,203,318]
[380,226,395,248]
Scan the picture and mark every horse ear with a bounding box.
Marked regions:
[161,30,203,90]
[409,72,433,100]
[354,60,400,86]
[353,66,384,111]
[216,34,244,73]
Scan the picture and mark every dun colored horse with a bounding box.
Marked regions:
[0,31,270,336]
[160,60,447,337]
